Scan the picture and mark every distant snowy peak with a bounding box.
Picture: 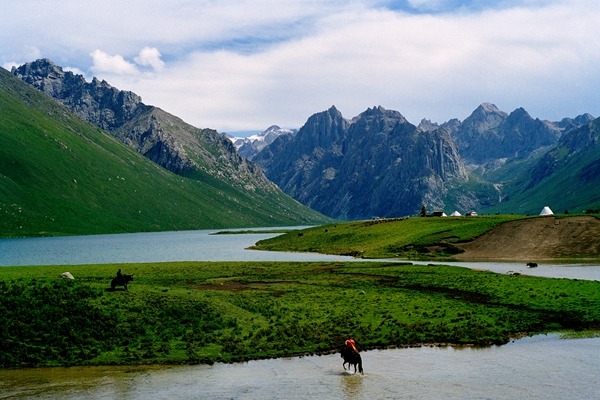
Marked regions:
[227,125,297,159]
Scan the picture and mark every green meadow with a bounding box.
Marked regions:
[251,215,528,258]
[2,261,599,368]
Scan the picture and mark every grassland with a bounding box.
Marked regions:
[2,261,600,368]
[251,215,529,259]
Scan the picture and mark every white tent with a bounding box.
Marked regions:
[450,211,462,217]
[539,206,554,216]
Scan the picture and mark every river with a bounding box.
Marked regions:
[1,334,598,399]
[1,229,599,399]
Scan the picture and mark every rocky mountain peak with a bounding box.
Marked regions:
[13,59,144,131]
[558,117,600,153]
[297,105,348,149]
[479,102,501,113]
[506,107,531,122]
[555,113,595,131]
[13,59,80,99]
[463,103,507,131]
[418,118,439,132]
[358,105,407,122]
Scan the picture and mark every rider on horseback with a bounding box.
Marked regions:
[341,337,363,374]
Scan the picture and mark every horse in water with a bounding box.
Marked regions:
[526,262,538,268]
[111,274,133,291]
[341,346,363,374]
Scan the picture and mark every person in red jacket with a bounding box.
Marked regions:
[345,337,358,353]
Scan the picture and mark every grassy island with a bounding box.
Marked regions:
[2,260,600,368]
[251,215,600,260]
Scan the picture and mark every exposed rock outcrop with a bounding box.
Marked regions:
[254,106,469,219]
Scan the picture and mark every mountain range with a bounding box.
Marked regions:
[8,58,600,227]
[251,104,598,219]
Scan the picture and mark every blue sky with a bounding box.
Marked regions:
[2,0,599,132]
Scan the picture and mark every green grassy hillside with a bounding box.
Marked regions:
[480,123,600,216]
[0,68,330,237]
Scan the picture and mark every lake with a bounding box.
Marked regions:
[1,229,599,281]
[1,228,599,399]
[0,228,357,266]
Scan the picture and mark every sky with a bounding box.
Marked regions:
[2,0,600,134]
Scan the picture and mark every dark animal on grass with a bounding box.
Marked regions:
[526,262,538,268]
[341,346,363,374]
[111,274,133,291]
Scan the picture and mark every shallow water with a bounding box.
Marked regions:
[416,260,600,281]
[1,334,598,399]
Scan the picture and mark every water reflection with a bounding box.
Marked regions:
[1,335,599,399]
[340,372,364,398]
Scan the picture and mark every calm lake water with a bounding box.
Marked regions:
[1,229,599,399]
[0,228,356,266]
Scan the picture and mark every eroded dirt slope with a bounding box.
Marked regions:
[454,216,600,261]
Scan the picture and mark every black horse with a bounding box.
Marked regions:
[526,262,538,268]
[341,347,363,374]
[111,274,133,290]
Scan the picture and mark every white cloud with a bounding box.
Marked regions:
[134,47,165,72]
[90,49,138,75]
[63,66,87,77]
[2,0,599,130]
[2,61,19,71]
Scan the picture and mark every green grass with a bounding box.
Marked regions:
[252,215,528,259]
[0,68,330,237]
[2,261,600,368]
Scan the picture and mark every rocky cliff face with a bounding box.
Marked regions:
[254,106,469,219]
[13,59,276,192]
[445,104,558,166]
[439,103,594,168]
[530,117,600,186]
[12,59,145,131]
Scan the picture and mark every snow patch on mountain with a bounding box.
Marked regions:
[225,125,297,159]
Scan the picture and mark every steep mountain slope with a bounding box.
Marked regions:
[0,67,329,237]
[483,117,600,214]
[11,59,279,192]
[254,106,470,219]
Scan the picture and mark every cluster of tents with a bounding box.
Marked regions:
[435,206,554,217]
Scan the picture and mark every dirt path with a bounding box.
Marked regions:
[453,216,600,261]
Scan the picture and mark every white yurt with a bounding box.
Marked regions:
[539,206,554,216]
[450,211,462,217]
